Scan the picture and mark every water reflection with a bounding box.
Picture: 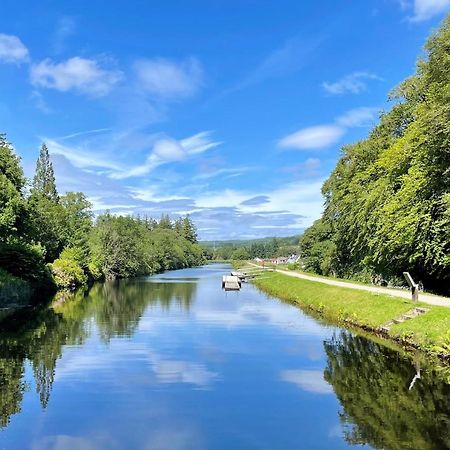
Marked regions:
[2,267,450,450]
[0,278,196,428]
[324,331,450,449]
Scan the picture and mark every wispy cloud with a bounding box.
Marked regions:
[45,128,221,180]
[0,33,29,64]
[278,125,345,150]
[322,71,381,95]
[30,56,123,96]
[336,106,380,128]
[229,34,324,93]
[113,131,221,179]
[52,16,76,54]
[56,128,112,141]
[278,107,379,150]
[398,0,450,21]
[134,57,203,99]
[46,137,123,171]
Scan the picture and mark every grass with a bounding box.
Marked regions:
[253,271,450,353]
[274,263,447,298]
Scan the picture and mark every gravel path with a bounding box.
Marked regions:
[250,264,450,308]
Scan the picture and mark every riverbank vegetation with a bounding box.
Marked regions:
[0,135,204,299]
[299,17,450,295]
[254,271,450,355]
[202,235,299,261]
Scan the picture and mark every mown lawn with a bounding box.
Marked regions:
[253,271,450,350]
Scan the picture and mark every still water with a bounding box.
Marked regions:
[1,264,450,450]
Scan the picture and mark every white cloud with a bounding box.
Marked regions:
[134,57,202,99]
[0,33,29,63]
[322,71,381,95]
[336,107,379,128]
[46,137,122,171]
[114,131,221,179]
[30,56,123,96]
[409,0,450,21]
[278,107,379,151]
[280,369,333,394]
[278,125,345,150]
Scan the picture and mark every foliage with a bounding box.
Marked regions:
[0,242,55,293]
[0,135,28,242]
[0,135,204,299]
[299,17,450,294]
[0,269,31,305]
[49,249,88,289]
[31,143,58,202]
[231,247,250,260]
[89,213,204,280]
[207,236,297,261]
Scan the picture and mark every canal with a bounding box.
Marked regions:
[1,264,450,449]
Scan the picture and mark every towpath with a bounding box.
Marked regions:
[248,264,450,308]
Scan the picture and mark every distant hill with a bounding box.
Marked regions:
[200,235,300,248]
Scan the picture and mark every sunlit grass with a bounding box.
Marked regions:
[253,271,450,350]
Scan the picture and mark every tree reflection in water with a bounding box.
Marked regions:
[324,331,450,450]
[0,279,196,428]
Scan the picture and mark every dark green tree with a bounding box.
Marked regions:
[0,134,27,242]
[31,143,58,202]
[182,215,198,243]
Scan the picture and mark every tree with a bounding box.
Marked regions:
[31,143,58,202]
[299,16,450,293]
[182,216,198,243]
[231,247,250,261]
[28,144,65,262]
[0,134,27,243]
[60,192,93,264]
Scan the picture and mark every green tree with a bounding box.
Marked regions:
[299,16,450,293]
[231,247,250,260]
[182,216,198,243]
[28,144,65,262]
[0,134,27,242]
[31,143,58,202]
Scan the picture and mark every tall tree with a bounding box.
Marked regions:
[32,143,58,202]
[299,15,450,293]
[182,216,198,243]
[29,144,64,262]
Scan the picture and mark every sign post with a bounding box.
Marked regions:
[403,272,419,303]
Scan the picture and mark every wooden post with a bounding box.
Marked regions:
[403,272,419,303]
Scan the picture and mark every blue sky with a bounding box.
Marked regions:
[1,0,449,240]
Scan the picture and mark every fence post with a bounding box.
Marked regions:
[403,272,419,303]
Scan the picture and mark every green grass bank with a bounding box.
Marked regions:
[252,271,450,357]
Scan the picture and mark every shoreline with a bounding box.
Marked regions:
[249,269,450,363]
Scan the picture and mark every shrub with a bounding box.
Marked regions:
[0,242,55,292]
[0,268,31,305]
[50,257,87,289]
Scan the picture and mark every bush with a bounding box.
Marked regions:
[0,268,31,305]
[0,242,55,292]
[49,257,87,289]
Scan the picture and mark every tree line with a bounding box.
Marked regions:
[203,236,300,261]
[0,137,204,297]
[299,16,450,294]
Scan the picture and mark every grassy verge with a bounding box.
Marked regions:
[253,271,450,356]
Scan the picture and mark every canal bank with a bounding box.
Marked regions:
[251,270,450,360]
[2,264,450,449]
